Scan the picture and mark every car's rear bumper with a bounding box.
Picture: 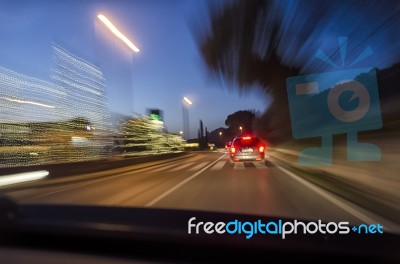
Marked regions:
[230,154,264,162]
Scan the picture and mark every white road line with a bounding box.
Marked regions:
[276,166,397,231]
[146,163,179,173]
[188,162,210,171]
[210,160,226,170]
[145,154,227,207]
[169,162,195,172]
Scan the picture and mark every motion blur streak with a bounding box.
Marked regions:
[1,97,55,108]
[97,14,140,53]
[183,97,193,105]
[0,44,111,167]
[118,116,184,156]
[0,170,49,187]
[0,40,183,167]
[195,0,400,226]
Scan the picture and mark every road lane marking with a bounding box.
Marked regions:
[188,162,209,171]
[145,154,227,207]
[145,163,179,173]
[276,166,398,232]
[169,162,195,172]
[210,160,226,170]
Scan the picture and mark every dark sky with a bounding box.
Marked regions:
[0,0,267,137]
[0,0,399,136]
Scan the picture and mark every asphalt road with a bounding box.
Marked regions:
[1,150,399,231]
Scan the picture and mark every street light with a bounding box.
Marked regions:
[182,97,192,140]
[97,14,140,53]
[183,97,192,105]
[97,13,140,115]
[239,126,243,135]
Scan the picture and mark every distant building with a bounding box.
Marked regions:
[52,44,111,134]
[0,44,112,166]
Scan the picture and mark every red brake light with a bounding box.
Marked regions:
[259,146,265,152]
[242,136,251,140]
[230,146,236,153]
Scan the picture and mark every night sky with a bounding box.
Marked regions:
[0,0,267,137]
[0,0,399,136]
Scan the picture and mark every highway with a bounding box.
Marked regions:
[1,151,398,230]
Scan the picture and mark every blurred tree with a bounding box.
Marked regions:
[196,0,399,143]
[197,0,301,143]
[225,110,256,135]
[120,116,184,156]
[208,127,236,147]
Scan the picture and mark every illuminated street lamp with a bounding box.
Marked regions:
[97,14,140,53]
[239,126,243,135]
[183,97,192,105]
[97,13,140,115]
[182,97,192,140]
[219,131,223,147]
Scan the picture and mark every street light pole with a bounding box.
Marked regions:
[182,97,192,140]
[97,14,140,115]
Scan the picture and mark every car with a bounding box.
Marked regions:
[229,135,266,164]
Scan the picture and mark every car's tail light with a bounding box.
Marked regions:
[259,146,265,153]
[242,136,251,140]
[230,146,236,154]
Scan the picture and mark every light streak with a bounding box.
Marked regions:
[1,97,55,108]
[97,14,140,53]
[0,170,49,187]
[183,97,192,105]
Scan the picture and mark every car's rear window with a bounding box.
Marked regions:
[235,137,261,147]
